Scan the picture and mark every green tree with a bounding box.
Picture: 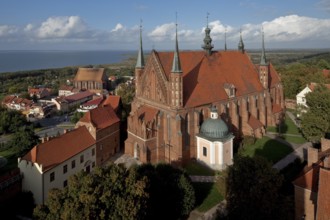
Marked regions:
[70,111,84,124]
[301,85,330,143]
[226,155,285,220]
[34,164,149,220]
[136,163,195,220]
[7,125,40,157]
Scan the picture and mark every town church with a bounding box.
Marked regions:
[125,21,284,167]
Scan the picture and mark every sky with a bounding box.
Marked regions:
[0,0,329,50]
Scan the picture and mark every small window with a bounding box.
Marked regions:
[203,147,207,157]
[71,160,76,169]
[92,148,95,156]
[50,172,55,182]
[63,180,68,187]
[80,155,84,163]
[92,162,95,168]
[63,165,67,174]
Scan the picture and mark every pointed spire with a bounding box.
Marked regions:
[260,27,267,65]
[202,12,214,55]
[224,28,227,51]
[171,13,182,73]
[238,28,245,53]
[136,19,145,68]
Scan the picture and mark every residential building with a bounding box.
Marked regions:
[296,83,330,117]
[125,23,284,165]
[76,105,120,166]
[2,95,33,112]
[77,97,104,113]
[58,85,79,97]
[73,68,109,93]
[28,87,51,99]
[102,95,123,118]
[52,91,94,112]
[293,138,330,220]
[18,126,96,204]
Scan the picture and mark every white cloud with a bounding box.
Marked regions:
[148,23,175,41]
[36,16,87,38]
[111,23,125,32]
[24,24,34,32]
[0,25,18,37]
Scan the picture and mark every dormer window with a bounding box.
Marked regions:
[224,83,236,98]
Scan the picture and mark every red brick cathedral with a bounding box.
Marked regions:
[125,23,284,165]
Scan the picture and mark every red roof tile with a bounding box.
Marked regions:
[316,168,330,219]
[248,115,264,130]
[79,105,120,129]
[308,82,330,91]
[21,126,95,172]
[154,51,267,108]
[102,95,121,112]
[59,85,74,91]
[293,162,322,192]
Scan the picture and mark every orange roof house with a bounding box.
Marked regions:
[18,126,96,204]
[76,105,121,166]
[125,23,284,165]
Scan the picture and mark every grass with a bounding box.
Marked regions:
[184,160,215,176]
[240,136,293,164]
[193,182,224,212]
[281,135,306,144]
[267,113,301,136]
[0,148,18,174]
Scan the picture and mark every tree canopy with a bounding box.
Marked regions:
[0,107,27,134]
[301,85,330,143]
[226,155,285,220]
[34,163,195,220]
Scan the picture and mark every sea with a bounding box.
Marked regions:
[0,50,137,73]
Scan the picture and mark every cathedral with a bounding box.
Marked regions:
[124,22,284,166]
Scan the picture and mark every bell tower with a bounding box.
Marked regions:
[259,29,269,89]
[170,17,183,109]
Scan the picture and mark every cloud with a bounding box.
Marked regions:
[111,23,125,32]
[0,25,18,37]
[148,23,175,41]
[36,16,87,38]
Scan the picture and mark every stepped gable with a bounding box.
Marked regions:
[21,126,95,172]
[79,105,120,129]
[154,50,265,108]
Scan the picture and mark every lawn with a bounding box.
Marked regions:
[193,182,224,212]
[282,135,306,144]
[267,113,301,136]
[184,160,215,176]
[240,136,293,164]
[0,148,17,174]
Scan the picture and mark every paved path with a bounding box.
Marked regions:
[273,141,311,170]
[190,175,216,183]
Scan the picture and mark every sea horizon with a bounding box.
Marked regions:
[0,50,137,73]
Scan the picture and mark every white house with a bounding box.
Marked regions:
[296,83,330,117]
[18,126,96,204]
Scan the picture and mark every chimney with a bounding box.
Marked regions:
[308,147,319,167]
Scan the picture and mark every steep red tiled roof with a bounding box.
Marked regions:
[102,95,121,112]
[79,105,120,129]
[137,106,159,123]
[248,115,264,130]
[74,68,105,82]
[154,51,267,108]
[21,126,95,172]
[2,95,16,104]
[316,168,330,219]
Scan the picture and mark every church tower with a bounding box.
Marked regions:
[135,22,144,97]
[202,14,214,55]
[259,30,269,89]
[170,21,183,108]
[238,29,245,53]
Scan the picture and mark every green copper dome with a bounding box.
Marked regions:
[200,117,229,139]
